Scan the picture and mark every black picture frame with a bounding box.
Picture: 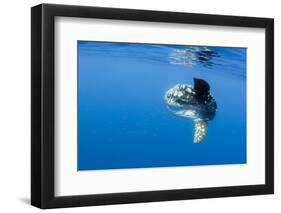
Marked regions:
[31,3,274,209]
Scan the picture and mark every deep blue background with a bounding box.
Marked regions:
[78,41,246,170]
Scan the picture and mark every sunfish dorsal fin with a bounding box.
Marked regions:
[194,120,208,143]
[193,78,210,97]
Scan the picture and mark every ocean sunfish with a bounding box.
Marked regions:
[164,78,217,143]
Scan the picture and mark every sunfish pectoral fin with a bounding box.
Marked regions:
[193,120,208,143]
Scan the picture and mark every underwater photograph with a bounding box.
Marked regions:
[77,41,247,171]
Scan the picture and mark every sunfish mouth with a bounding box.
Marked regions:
[164,78,217,143]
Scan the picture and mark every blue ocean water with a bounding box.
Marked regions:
[78,41,246,171]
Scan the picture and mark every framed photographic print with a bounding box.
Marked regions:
[31,3,274,209]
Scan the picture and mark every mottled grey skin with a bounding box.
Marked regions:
[164,79,217,143]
